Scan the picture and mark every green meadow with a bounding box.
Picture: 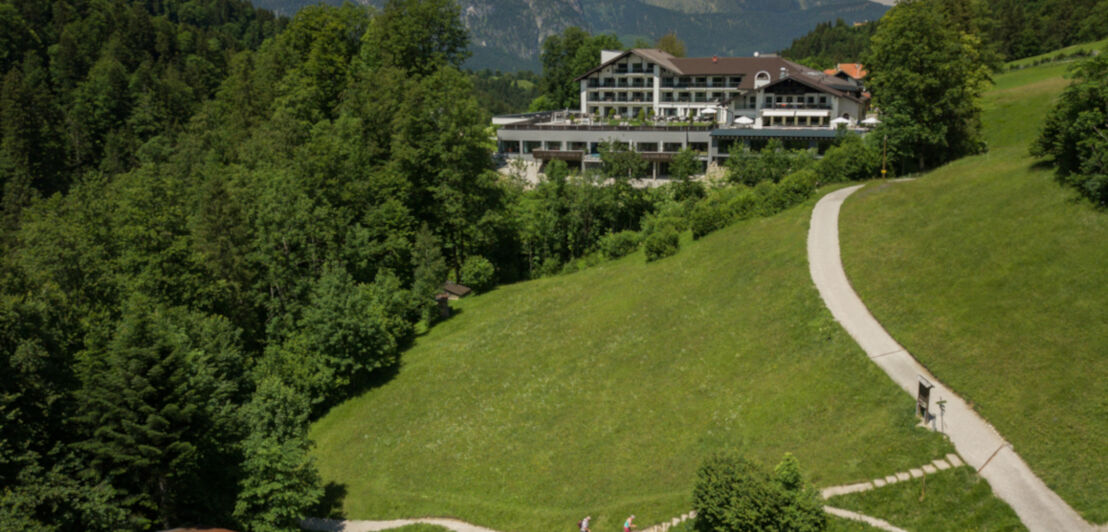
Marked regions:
[305,41,1108,532]
[310,191,955,531]
[827,467,1025,531]
[840,50,1108,522]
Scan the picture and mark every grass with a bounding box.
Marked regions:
[839,54,1108,522]
[827,467,1026,531]
[827,517,880,531]
[310,189,957,531]
[1004,38,1107,69]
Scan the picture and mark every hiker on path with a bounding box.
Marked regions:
[578,515,591,532]
[623,514,634,532]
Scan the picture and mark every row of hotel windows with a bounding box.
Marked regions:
[588,75,745,88]
[586,92,725,103]
[504,141,710,154]
[586,107,716,117]
[585,93,831,106]
[612,62,655,74]
[734,94,831,110]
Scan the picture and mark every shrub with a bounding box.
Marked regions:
[644,228,680,262]
[641,201,688,237]
[460,255,496,292]
[599,230,641,259]
[726,187,759,221]
[776,168,818,205]
[753,180,783,216]
[537,256,562,278]
[692,452,825,532]
[689,200,728,240]
[818,134,881,183]
[1032,53,1108,207]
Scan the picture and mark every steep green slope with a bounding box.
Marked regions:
[840,56,1108,522]
[310,191,957,531]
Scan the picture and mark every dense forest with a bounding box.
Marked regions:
[782,0,1108,65]
[779,19,877,71]
[0,0,698,529]
[0,0,1095,529]
[0,0,499,529]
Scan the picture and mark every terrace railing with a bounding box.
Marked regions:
[499,123,715,132]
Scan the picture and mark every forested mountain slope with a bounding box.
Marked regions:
[781,0,1108,66]
[0,1,509,529]
[251,0,889,71]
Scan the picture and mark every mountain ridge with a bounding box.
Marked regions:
[251,0,889,71]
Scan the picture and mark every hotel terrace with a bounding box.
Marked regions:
[495,48,872,178]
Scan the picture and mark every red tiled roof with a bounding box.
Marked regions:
[825,63,867,79]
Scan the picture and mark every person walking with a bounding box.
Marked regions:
[578,515,591,532]
[623,514,635,532]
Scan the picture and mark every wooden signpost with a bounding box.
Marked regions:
[917,375,934,420]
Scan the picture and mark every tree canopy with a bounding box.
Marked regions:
[1032,51,1108,206]
[536,27,622,110]
[864,0,992,173]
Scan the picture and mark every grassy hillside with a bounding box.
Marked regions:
[840,52,1108,522]
[1005,38,1107,69]
[310,190,956,531]
[827,467,1025,531]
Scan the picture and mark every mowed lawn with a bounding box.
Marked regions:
[840,57,1108,522]
[827,467,1025,531]
[310,192,954,531]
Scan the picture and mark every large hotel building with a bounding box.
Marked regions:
[495,49,871,177]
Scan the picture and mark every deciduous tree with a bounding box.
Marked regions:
[864,0,991,173]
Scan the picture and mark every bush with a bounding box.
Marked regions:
[599,230,641,259]
[641,200,689,236]
[689,200,728,240]
[692,452,825,532]
[1032,53,1108,207]
[775,168,819,206]
[818,134,881,183]
[460,255,496,292]
[643,228,680,262]
[537,256,562,278]
[753,180,783,216]
[726,187,759,221]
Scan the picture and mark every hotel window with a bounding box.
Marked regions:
[820,96,827,104]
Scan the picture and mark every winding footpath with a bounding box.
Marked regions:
[301,186,1099,532]
[808,184,1098,532]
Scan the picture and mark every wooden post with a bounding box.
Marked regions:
[881,134,888,178]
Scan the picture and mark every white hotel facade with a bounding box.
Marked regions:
[495,48,870,175]
[578,48,867,126]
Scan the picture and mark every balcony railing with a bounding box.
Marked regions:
[764,103,832,110]
[499,124,715,132]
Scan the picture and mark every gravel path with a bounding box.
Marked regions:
[301,517,499,532]
[824,506,908,532]
[808,184,1097,532]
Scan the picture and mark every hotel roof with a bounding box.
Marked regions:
[575,49,865,102]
